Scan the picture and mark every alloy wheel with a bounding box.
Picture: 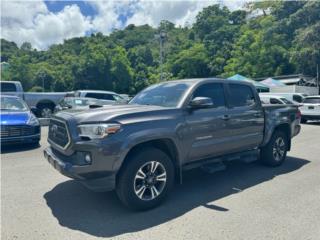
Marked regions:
[133,161,167,201]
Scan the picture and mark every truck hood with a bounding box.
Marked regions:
[54,104,175,124]
[0,111,30,125]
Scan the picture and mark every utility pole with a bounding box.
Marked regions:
[39,71,45,92]
[317,63,319,94]
[156,31,167,81]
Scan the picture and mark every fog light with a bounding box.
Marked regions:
[84,153,92,164]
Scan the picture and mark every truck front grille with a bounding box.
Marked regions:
[0,125,39,138]
[48,119,70,149]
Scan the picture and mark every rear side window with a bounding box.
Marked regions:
[192,83,225,107]
[228,84,256,107]
[293,95,304,103]
[303,98,320,104]
[85,93,115,101]
[1,82,17,92]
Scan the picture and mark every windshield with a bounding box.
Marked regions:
[1,97,28,111]
[280,98,293,104]
[130,82,191,107]
[303,97,320,104]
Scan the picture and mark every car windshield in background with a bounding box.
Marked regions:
[130,82,191,107]
[280,98,293,104]
[1,97,28,111]
[303,98,320,104]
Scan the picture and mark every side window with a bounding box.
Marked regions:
[1,82,17,92]
[102,94,115,101]
[85,93,104,99]
[270,98,282,104]
[192,83,225,107]
[228,84,256,107]
[293,95,303,103]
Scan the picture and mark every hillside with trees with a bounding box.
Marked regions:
[1,2,319,94]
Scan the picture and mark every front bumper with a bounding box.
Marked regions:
[0,133,40,145]
[43,146,117,192]
[301,115,320,120]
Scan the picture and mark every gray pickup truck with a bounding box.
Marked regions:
[0,81,66,117]
[44,78,301,210]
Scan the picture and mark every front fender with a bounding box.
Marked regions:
[113,128,182,171]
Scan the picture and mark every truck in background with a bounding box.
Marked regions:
[0,81,66,118]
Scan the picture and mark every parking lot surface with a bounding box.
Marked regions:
[2,123,320,240]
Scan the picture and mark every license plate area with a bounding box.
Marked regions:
[308,106,315,110]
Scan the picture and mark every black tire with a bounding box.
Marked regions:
[301,118,307,124]
[260,130,288,167]
[116,147,174,211]
[39,105,54,118]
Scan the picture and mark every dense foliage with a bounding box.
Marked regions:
[1,2,319,94]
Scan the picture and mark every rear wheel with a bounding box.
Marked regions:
[38,104,54,118]
[116,147,174,211]
[260,130,288,167]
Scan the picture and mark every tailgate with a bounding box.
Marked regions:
[300,104,320,116]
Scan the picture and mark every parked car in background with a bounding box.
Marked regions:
[44,78,301,210]
[261,92,307,104]
[0,95,40,146]
[259,94,294,105]
[299,96,320,123]
[0,81,66,118]
[72,90,128,103]
[54,97,114,113]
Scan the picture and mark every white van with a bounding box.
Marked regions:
[260,92,307,104]
[259,94,294,105]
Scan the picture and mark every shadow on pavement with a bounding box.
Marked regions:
[0,143,40,154]
[44,156,309,237]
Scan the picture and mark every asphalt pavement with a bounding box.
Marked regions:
[1,123,320,240]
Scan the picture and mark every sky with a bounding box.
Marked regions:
[1,0,248,50]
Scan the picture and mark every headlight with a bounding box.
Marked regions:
[27,114,40,126]
[78,123,121,139]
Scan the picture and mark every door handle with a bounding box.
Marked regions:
[221,115,230,120]
[254,113,262,117]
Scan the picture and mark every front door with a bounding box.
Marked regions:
[185,82,230,162]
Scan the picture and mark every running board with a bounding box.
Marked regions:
[201,162,226,174]
[182,149,260,171]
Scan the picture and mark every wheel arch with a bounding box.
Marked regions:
[273,123,291,151]
[36,99,56,109]
[116,138,181,183]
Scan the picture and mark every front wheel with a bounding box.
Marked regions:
[260,130,288,167]
[116,148,174,211]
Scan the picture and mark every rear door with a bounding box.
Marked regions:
[224,83,264,152]
[185,82,230,161]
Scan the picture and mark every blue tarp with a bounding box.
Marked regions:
[227,74,269,90]
[260,78,286,87]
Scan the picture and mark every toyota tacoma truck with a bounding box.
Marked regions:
[44,78,301,210]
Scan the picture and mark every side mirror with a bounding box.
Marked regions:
[189,97,213,109]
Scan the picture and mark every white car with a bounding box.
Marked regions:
[299,96,320,123]
[260,92,307,104]
[259,94,294,105]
